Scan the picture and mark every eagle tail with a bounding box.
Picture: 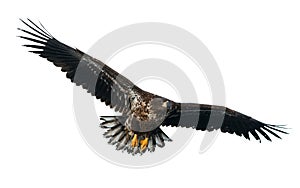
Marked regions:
[100,116,172,155]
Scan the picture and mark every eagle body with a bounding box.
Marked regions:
[19,19,288,155]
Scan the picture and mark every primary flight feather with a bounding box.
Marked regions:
[18,19,288,155]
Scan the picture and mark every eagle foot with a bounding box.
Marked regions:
[131,134,138,148]
[140,137,149,151]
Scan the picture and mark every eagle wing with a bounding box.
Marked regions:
[18,19,139,114]
[163,103,288,142]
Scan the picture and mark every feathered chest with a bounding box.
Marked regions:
[128,94,169,132]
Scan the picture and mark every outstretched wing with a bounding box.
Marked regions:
[18,19,139,114]
[163,103,288,142]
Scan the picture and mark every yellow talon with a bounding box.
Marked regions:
[140,137,149,151]
[131,134,138,147]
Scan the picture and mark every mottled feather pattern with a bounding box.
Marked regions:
[19,19,288,156]
[100,116,171,155]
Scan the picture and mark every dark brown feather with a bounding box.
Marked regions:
[19,19,136,114]
[162,103,288,142]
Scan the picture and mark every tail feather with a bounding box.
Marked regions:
[103,124,123,138]
[100,116,172,155]
[116,134,131,151]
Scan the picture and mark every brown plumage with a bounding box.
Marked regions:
[18,19,288,155]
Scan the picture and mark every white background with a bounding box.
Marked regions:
[1,0,299,187]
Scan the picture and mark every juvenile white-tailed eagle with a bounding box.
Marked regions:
[18,19,288,155]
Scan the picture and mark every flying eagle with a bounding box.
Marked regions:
[18,19,288,155]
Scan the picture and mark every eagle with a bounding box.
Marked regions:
[18,19,288,155]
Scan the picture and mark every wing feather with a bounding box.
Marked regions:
[19,19,137,114]
[163,103,288,142]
